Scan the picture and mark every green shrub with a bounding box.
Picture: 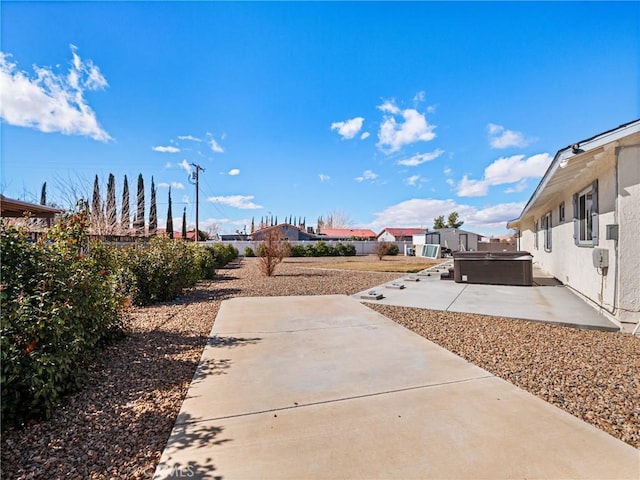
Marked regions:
[1,212,127,429]
[123,236,202,305]
[387,243,399,256]
[244,246,256,257]
[290,245,306,257]
[197,248,217,280]
[313,241,330,257]
[335,242,356,256]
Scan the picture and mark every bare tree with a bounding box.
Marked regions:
[374,240,392,260]
[257,229,290,277]
[52,173,91,210]
[323,209,353,229]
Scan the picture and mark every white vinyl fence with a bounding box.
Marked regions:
[204,240,414,256]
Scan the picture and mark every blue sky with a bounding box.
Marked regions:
[1,1,638,236]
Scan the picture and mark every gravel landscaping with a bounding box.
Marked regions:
[2,256,638,479]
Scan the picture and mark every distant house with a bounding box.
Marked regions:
[477,235,517,252]
[317,228,377,241]
[412,227,484,255]
[507,119,640,328]
[251,223,317,241]
[0,194,64,221]
[156,228,199,241]
[377,228,425,242]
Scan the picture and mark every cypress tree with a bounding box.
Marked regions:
[166,187,174,239]
[106,173,117,232]
[40,182,47,205]
[121,175,130,232]
[149,176,157,235]
[91,175,103,231]
[181,207,187,240]
[133,173,145,234]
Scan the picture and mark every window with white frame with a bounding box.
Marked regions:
[542,211,552,252]
[573,180,599,246]
[534,220,539,250]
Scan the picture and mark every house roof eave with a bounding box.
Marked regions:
[507,119,640,227]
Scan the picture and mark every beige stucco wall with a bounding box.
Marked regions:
[518,146,640,324]
[616,145,640,322]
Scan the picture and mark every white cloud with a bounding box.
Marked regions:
[207,195,262,209]
[319,174,331,182]
[405,175,421,186]
[377,100,436,153]
[413,91,426,103]
[152,145,180,153]
[487,123,530,149]
[228,169,240,176]
[178,135,201,142]
[330,117,364,140]
[377,99,400,114]
[468,202,525,229]
[484,153,552,184]
[179,159,192,174]
[182,195,190,205]
[456,153,552,197]
[456,176,489,197]
[504,180,528,193]
[208,137,224,153]
[360,131,370,140]
[443,167,452,176]
[355,170,378,182]
[397,149,445,167]
[366,197,523,234]
[157,181,185,189]
[0,46,111,141]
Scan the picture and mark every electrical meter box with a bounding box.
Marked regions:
[592,248,609,268]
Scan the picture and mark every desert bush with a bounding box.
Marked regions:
[244,246,256,257]
[387,243,399,256]
[374,240,393,260]
[257,230,290,276]
[1,210,128,429]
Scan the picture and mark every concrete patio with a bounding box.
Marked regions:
[154,295,638,479]
[353,264,620,331]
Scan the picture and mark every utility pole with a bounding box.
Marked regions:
[189,163,205,242]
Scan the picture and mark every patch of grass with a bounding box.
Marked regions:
[303,259,441,273]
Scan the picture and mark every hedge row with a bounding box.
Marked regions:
[0,212,238,430]
[289,241,356,257]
